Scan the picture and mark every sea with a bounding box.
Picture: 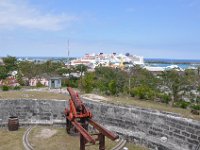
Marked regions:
[145,58,200,69]
[14,57,200,70]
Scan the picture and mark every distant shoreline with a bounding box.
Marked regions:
[145,58,200,64]
[1,56,200,64]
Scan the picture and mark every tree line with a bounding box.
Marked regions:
[0,56,200,111]
[0,56,86,87]
[81,65,200,110]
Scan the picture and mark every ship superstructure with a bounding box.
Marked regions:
[70,53,144,69]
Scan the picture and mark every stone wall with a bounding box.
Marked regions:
[0,99,66,125]
[84,100,200,150]
[0,99,199,150]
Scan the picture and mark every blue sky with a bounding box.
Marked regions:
[0,0,200,59]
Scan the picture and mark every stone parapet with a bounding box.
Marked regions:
[0,99,199,150]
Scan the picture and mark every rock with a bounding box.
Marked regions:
[191,110,199,115]
[160,136,168,143]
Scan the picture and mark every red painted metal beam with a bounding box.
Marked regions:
[68,117,96,144]
[88,119,119,141]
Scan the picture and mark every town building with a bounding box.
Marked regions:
[48,77,62,89]
[69,53,144,70]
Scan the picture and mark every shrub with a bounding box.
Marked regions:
[130,88,135,97]
[13,86,21,90]
[36,81,44,87]
[70,80,78,88]
[108,80,117,95]
[82,72,95,93]
[196,96,200,104]
[160,94,171,104]
[62,78,79,88]
[2,85,9,91]
[130,86,156,100]
[191,104,200,110]
[174,100,191,109]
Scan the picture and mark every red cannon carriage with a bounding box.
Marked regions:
[64,87,118,150]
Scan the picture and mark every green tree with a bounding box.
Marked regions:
[3,56,17,72]
[43,61,63,76]
[18,61,36,80]
[75,64,87,74]
[82,72,95,93]
[108,80,117,95]
[127,66,158,99]
[75,64,88,88]
[0,66,8,79]
[94,67,127,95]
[56,67,70,76]
[160,70,190,106]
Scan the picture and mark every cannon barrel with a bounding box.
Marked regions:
[67,87,82,111]
[65,87,119,150]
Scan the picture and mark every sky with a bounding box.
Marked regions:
[0,0,200,59]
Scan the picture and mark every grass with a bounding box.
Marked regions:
[0,128,25,150]
[108,96,200,121]
[29,126,146,150]
[0,90,68,100]
[0,126,147,150]
[126,143,147,150]
[29,126,116,150]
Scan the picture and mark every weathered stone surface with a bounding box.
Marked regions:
[0,99,199,150]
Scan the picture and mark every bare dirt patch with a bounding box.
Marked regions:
[35,128,57,139]
[82,93,109,102]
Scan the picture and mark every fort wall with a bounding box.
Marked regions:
[0,99,199,150]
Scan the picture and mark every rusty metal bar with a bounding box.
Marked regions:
[69,118,95,144]
[99,133,105,150]
[89,119,119,141]
[80,133,86,150]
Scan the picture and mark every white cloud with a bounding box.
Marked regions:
[0,0,78,31]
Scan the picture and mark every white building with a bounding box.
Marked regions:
[69,53,144,69]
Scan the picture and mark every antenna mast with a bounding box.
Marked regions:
[67,40,69,63]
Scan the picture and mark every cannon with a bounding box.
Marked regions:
[64,87,118,150]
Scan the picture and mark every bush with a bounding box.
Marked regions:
[70,80,78,88]
[130,86,156,100]
[36,81,44,87]
[82,72,95,93]
[191,104,200,110]
[130,88,135,97]
[13,86,21,90]
[196,96,200,104]
[160,94,171,104]
[174,100,191,109]
[108,80,117,95]
[61,78,79,88]
[2,85,9,91]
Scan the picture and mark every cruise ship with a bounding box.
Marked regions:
[69,53,144,69]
